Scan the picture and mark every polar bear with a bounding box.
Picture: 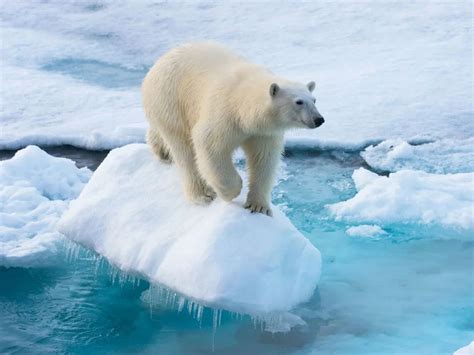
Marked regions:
[142,42,324,216]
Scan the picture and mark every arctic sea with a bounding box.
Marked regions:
[1,1,472,354]
[0,147,472,354]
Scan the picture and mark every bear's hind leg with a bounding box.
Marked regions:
[147,129,172,164]
[192,123,243,202]
[160,128,216,204]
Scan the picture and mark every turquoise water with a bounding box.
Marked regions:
[42,59,148,89]
[1,148,472,354]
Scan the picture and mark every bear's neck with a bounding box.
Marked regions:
[233,71,286,135]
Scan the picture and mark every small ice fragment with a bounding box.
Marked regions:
[454,341,474,355]
[262,312,306,333]
[346,225,387,238]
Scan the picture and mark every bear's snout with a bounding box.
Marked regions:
[313,115,325,128]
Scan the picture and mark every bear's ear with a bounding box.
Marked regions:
[269,83,280,97]
[307,81,316,92]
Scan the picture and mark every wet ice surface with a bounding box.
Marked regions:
[1,148,471,354]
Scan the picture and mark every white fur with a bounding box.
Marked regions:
[142,42,323,215]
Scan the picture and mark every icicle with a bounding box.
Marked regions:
[148,284,154,318]
[196,305,204,325]
[212,308,221,352]
[178,297,185,312]
[218,309,222,328]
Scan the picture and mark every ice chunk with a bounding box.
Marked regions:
[260,311,306,333]
[346,225,387,239]
[454,342,474,355]
[329,168,474,230]
[58,144,321,315]
[0,146,91,267]
[361,138,474,174]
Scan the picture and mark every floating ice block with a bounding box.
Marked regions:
[58,144,321,315]
[0,146,91,268]
[329,167,474,230]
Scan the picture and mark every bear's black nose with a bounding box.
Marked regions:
[313,116,325,127]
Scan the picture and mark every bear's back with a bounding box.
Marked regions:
[152,42,245,85]
[142,42,275,128]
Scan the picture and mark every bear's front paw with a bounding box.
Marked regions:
[219,174,242,202]
[202,184,217,201]
[244,200,273,217]
[158,147,173,164]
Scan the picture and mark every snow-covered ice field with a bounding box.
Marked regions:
[1,1,473,354]
[1,1,472,150]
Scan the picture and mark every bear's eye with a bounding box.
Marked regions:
[295,100,304,105]
[312,98,316,103]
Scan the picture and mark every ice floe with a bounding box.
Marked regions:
[361,138,474,174]
[58,144,321,315]
[329,168,474,230]
[0,146,91,267]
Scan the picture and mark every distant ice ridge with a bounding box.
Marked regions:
[58,144,321,317]
[0,146,91,267]
[329,168,474,230]
[362,138,474,174]
[1,1,472,150]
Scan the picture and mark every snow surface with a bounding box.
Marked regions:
[1,1,472,149]
[0,146,91,267]
[454,341,474,355]
[58,144,322,315]
[362,138,474,174]
[329,168,474,230]
[345,225,387,239]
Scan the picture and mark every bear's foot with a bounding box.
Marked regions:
[186,183,216,205]
[158,147,173,164]
[216,175,243,202]
[244,200,273,217]
[192,194,215,205]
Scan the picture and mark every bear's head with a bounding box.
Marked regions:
[269,81,324,130]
